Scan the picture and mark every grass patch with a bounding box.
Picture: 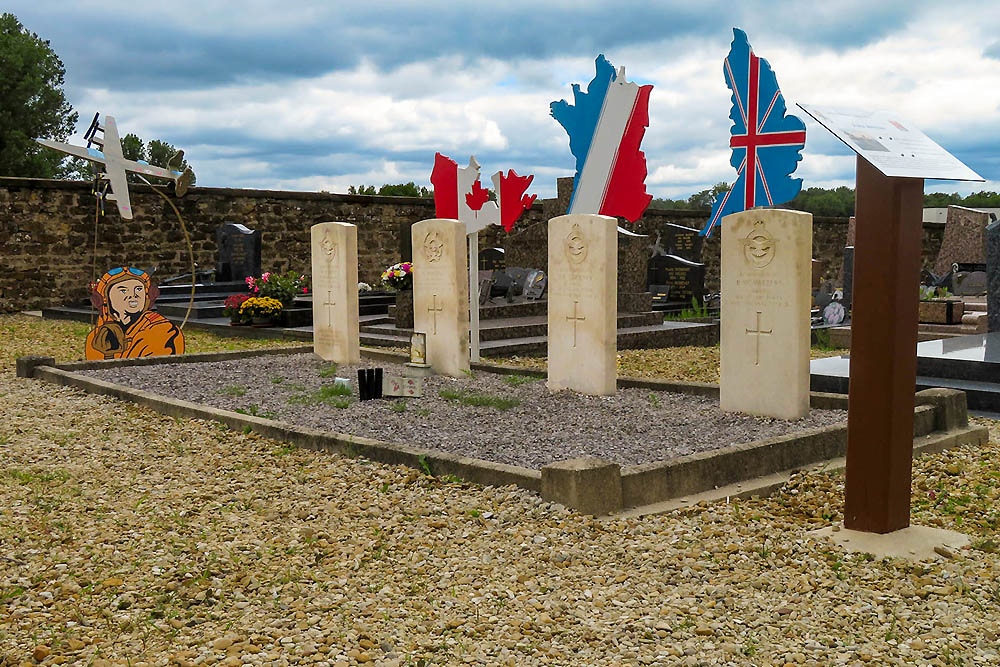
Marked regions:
[8,468,70,484]
[438,389,520,410]
[217,384,247,397]
[318,363,339,378]
[235,404,277,419]
[289,383,352,409]
[390,400,407,413]
[501,374,538,387]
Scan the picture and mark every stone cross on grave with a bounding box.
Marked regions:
[745,311,772,366]
[566,300,586,347]
[323,290,336,328]
[428,294,444,335]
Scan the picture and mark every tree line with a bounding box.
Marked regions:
[650,183,1000,217]
[1,13,191,181]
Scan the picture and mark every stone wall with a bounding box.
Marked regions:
[0,176,949,312]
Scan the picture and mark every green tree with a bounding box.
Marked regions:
[349,182,432,197]
[0,13,78,178]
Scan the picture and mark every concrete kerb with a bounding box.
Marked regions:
[30,364,540,493]
[19,347,990,516]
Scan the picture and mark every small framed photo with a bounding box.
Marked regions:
[410,332,427,365]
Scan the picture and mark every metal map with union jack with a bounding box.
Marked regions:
[701,28,806,236]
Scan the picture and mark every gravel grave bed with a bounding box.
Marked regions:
[80,353,847,469]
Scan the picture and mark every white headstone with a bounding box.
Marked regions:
[547,213,617,395]
[720,209,812,419]
[412,218,470,377]
[310,222,360,364]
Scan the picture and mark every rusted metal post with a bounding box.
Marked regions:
[844,156,925,533]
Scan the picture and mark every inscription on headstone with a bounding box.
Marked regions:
[311,222,360,364]
[648,255,705,305]
[412,218,470,377]
[547,214,617,396]
[216,223,261,282]
[652,223,704,262]
[479,247,505,271]
[720,209,812,419]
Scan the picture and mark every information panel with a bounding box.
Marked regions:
[797,104,984,181]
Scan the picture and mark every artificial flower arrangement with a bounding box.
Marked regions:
[223,293,252,323]
[358,282,373,292]
[239,296,283,320]
[246,270,309,307]
[381,262,413,290]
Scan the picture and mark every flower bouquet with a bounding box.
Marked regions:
[381,262,413,291]
[223,293,252,324]
[246,271,309,308]
[239,296,283,325]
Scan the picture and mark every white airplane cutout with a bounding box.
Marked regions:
[36,113,194,220]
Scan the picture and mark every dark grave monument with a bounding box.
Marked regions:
[648,222,705,310]
[648,254,705,307]
[953,269,988,296]
[479,247,505,271]
[842,246,854,310]
[216,223,261,283]
[988,218,1000,333]
[651,223,703,262]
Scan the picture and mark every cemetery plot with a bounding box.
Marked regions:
[77,353,847,471]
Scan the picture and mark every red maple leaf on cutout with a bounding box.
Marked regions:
[496,169,536,232]
[465,179,491,212]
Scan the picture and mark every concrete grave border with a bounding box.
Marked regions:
[18,347,989,515]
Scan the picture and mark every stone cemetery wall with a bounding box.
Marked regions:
[0,177,947,312]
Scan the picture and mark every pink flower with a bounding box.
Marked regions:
[302,287,309,294]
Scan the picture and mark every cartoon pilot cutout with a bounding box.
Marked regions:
[85,267,184,360]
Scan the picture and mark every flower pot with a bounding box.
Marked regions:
[394,289,414,329]
[251,316,274,327]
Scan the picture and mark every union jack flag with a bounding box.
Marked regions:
[701,29,806,237]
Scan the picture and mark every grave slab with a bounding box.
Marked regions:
[311,222,360,364]
[720,209,812,419]
[547,214,617,396]
[412,218,470,377]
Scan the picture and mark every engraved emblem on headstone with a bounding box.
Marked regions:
[320,230,337,260]
[423,231,445,263]
[743,221,777,269]
[564,223,588,265]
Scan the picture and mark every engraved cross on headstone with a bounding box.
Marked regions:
[323,290,336,328]
[566,300,586,347]
[428,294,444,335]
[745,311,772,366]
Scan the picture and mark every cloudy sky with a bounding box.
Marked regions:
[11,1,1000,199]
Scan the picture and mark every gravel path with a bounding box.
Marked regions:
[80,353,847,469]
[4,315,1000,665]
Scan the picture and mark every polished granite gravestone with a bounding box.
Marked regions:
[810,332,1000,413]
[933,205,991,276]
[652,223,703,263]
[842,246,854,311]
[988,220,999,333]
[216,222,261,283]
[648,254,706,307]
[479,247,505,271]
